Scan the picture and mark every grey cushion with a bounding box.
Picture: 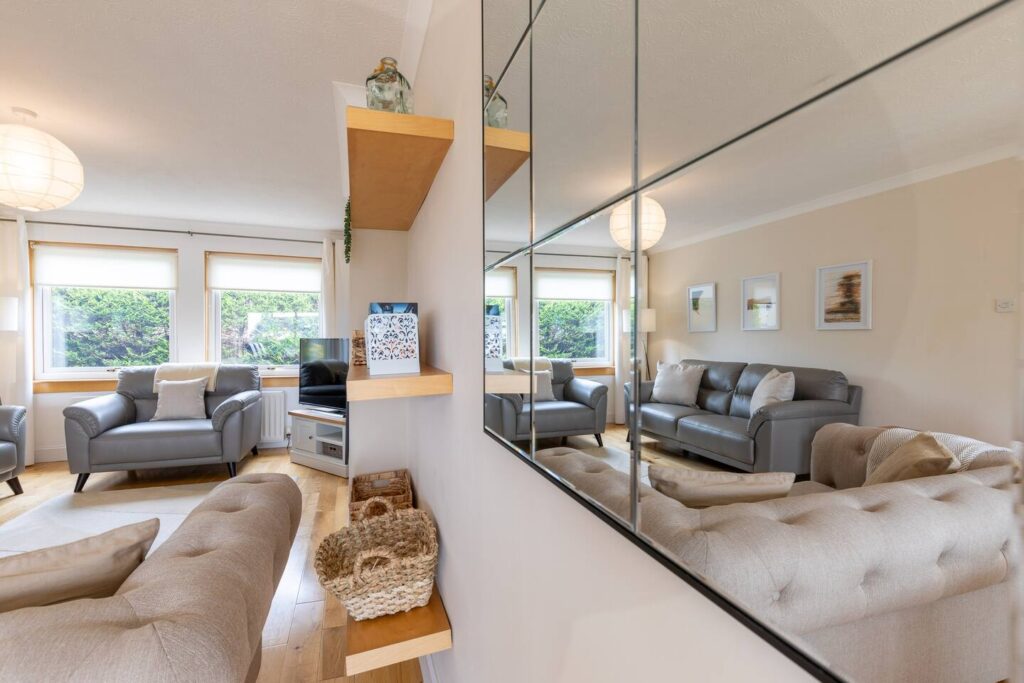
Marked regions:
[549,360,574,401]
[90,419,222,465]
[677,414,755,464]
[640,403,706,438]
[683,359,746,415]
[520,401,596,435]
[730,363,849,419]
[0,442,16,474]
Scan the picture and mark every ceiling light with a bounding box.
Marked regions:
[0,108,84,212]
[609,196,666,251]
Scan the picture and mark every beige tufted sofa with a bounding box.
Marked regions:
[537,424,1019,683]
[0,473,301,682]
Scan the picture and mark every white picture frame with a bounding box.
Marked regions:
[687,282,717,333]
[741,273,780,331]
[816,260,872,330]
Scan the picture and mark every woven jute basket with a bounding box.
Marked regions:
[349,469,413,521]
[315,497,438,621]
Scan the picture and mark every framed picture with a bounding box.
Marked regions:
[817,260,872,330]
[687,282,717,332]
[741,273,780,331]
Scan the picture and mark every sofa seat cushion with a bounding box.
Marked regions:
[90,419,222,465]
[640,404,706,438]
[0,442,16,474]
[787,480,835,497]
[677,414,754,464]
[519,401,595,435]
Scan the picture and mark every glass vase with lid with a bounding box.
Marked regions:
[365,57,414,114]
[483,75,508,128]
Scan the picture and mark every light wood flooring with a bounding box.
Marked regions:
[0,451,420,683]
[549,423,727,473]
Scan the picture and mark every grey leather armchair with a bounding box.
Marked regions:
[63,365,262,492]
[0,405,26,496]
[485,359,609,446]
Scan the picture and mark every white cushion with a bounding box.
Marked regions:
[152,377,208,421]
[652,362,704,406]
[748,368,795,415]
[648,466,795,508]
[533,370,556,402]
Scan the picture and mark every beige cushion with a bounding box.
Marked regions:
[652,362,704,406]
[749,368,796,415]
[648,466,795,507]
[864,433,960,485]
[152,377,208,421]
[533,370,556,402]
[867,427,1016,475]
[0,518,158,613]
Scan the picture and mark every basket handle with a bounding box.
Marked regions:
[353,547,398,583]
[356,496,395,521]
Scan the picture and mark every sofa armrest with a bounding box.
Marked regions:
[747,399,858,438]
[212,390,262,431]
[0,406,26,445]
[489,392,523,414]
[810,423,886,489]
[63,394,135,438]
[623,380,654,405]
[564,377,608,411]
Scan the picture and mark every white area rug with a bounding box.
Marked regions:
[0,482,217,558]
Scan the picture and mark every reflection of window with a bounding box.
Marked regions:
[32,244,177,378]
[206,253,321,368]
[485,267,516,358]
[535,269,614,365]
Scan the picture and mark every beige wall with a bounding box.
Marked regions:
[649,159,1021,445]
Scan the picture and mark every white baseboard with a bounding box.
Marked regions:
[420,655,441,683]
[33,447,67,463]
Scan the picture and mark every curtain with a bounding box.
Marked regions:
[15,216,34,465]
[613,255,631,424]
[321,238,338,337]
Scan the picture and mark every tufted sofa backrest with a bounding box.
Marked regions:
[730,363,850,419]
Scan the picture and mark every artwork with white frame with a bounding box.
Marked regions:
[687,282,717,333]
[741,273,780,331]
[816,260,872,330]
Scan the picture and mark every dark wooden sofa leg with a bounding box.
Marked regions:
[6,477,23,495]
[226,462,237,478]
[595,434,604,447]
[560,436,568,446]
[73,473,90,493]
[250,445,259,456]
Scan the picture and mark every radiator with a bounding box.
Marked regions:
[260,390,287,442]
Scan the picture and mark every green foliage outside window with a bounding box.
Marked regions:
[50,287,171,368]
[218,290,320,365]
[537,299,609,361]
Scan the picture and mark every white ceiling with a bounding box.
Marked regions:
[485,0,1022,253]
[0,0,417,230]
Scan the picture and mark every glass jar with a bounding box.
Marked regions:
[365,57,414,114]
[483,75,508,128]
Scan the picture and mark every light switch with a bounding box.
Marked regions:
[994,299,1016,313]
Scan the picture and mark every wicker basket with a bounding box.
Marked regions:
[315,497,438,621]
[350,469,413,521]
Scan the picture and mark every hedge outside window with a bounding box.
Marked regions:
[485,266,517,358]
[535,269,614,365]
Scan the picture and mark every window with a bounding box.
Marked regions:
[32,243,177,378]
[207,253,321,368]
[535,269,614,365]
[485,267,517,358]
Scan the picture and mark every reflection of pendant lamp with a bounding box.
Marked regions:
[609,196,666,251]
[0,108,84,212]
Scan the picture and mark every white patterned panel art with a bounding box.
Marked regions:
[365,312,421,375]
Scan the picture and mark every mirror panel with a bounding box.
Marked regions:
[483,0,529,86]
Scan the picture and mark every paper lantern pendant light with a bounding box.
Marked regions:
[609,196,666,252]
[0,110,84,212]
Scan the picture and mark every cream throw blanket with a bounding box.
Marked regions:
[152,363,220,393]
[510,357,553,372]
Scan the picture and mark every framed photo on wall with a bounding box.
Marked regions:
[741,273,780,331]
[817,260,872,330]
[687,282,717,332]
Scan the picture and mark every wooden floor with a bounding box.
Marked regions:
[551,424,726,473]
[0,451,421,683]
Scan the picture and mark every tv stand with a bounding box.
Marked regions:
[288,408,347,477]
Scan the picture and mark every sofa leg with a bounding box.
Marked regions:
[226,462,237,478]
[595,433,604,447]
[74,473,90,493]
[250,445,259,456]
[6,477,22,495]
[560,436,568,446]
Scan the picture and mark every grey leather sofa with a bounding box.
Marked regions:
[0,405,26,496]
[485,359,609,446]
[627,361,861,474]
[63,365,262,492]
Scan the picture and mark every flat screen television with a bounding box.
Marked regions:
[299,338,349,412]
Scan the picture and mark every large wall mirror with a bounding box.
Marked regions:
[483,1,1023,680]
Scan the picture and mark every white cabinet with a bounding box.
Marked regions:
[288,409,347,477]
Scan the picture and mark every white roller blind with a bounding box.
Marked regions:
[485,267,516,297]
[535,269,613,300]
[33,244,177,289]
[207,253,321,293]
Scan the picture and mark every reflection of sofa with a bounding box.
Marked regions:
[0,405,26,496]
[626,361,861,474]
[485,359,609,445]
[0,473,301,681]
[63,365,262,492]
[537,424,1018,683]
[299,359,348,410]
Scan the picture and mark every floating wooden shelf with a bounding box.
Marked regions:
[347,362,453,401]
[484,127,530,200]
[347,106,455,230]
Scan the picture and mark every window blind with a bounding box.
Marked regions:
[485,267,516,298]
[32,244,177,289]
[206,253,321,293]
[535,269,613,300]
